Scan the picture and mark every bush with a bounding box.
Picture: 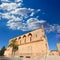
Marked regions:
[0,46,6,56]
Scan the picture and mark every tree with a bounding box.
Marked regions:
[0,46,6,56]
[8,38,18,56]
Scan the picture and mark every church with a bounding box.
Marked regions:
[4,26,60,58]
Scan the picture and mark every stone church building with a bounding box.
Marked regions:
[4,26,60,58]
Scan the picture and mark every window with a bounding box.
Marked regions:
[23,35,26,43]
[18,37,21,45]
[23,35,26,38]
[28,33,32,42]
[19,37,21,39]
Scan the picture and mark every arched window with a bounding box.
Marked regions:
[19,37,21,39]
[18,37,21,44]
[23,35,26,38]
[23,35,26,43]
[28,33,32,42]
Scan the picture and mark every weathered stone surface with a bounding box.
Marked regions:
[4,27,60,57]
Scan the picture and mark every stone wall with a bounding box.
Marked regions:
[57,43,60,55]
[50,50,59,56]
[4,28,49,57]
[4,47,12,57]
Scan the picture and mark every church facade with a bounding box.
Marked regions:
[4,27,50,58]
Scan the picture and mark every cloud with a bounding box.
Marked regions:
[37,9,41,12]
[1,0,23,3]
[15,0,23,2]
[56,25,60,33]
[27,18,43,30]
[30,12,35,16]
[7,21,24,30]
[39,20,46,24]
[0,3,22,11]
[2,13,11,19]
[1,0,10,2]
[27,18,46,25]
[45,25,55,33]
[10,8,35,18]
[44,24,60,33]
[0,0,41,31]
[6,17,46,31]
[1,12,23,21]
[1,0,60,33]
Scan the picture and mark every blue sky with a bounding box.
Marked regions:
[0,0,60,50]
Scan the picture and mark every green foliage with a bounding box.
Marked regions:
[0,46,6,56]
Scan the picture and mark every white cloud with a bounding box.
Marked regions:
[10,8,35,18]
[1,0,10,2]
[0,0,46,31]
[1,13,12,19]
[0,0,41,21]
[1,7,38,19]
[0,3,21,11]
[39,20,46,23]
[30,12,35,16]
[37,9,41,12]
[44,24,60,33]
[6,16,24,30]
[7,21,23,30]
[6,17,46,31]
[27,18,46,25]
[45,25,55,33]
[15,0,23,2]
[7,19,29,31]
[56,25,60,33]
[27,18,40,30]
[1,12,23,21]
[27,18,40,24]
[1,0,23,3]
[27,18,46,30]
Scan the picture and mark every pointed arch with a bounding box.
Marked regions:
[28,33,32,42]
[28,33,32,36]
[18,36,21,45]
[23,35,26,43]
[19,37,21,39]
[23,35,26,38]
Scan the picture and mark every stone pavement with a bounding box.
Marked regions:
[0,56,60,60]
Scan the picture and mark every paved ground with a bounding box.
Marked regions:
[0,56,60,60]
[38,56,60,60]
[0,56,10,60]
